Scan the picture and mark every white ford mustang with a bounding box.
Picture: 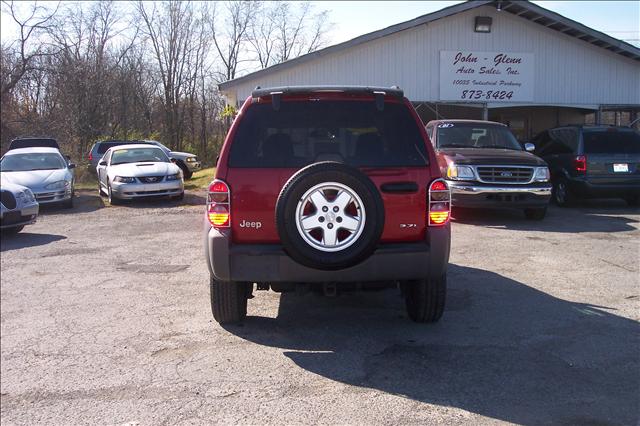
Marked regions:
[97,144,184,204]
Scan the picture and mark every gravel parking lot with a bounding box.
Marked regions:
[1,190,638,425]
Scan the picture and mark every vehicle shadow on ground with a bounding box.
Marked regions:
[453,199,638,233]
[225,264,639,425]
[38,191,105,215]
[0,232,66,251]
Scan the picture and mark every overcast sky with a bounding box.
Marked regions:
[2,1,639,47]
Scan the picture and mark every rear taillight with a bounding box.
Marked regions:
[88,152,93,161]
[574,155,587,174]
[428,179,451,226]
[207,179,230,228]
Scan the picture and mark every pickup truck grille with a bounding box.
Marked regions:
[476,166,534,184]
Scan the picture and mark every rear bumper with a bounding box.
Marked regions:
[568,178,640,198]
[448,181,551,208]
[205,225,450,283]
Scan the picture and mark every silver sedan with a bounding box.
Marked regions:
[0,147,75,208]
[0,181,39,234]
[96,144,184,204]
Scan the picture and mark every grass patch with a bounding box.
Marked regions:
[184,167,216,190]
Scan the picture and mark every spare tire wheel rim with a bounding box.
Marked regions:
[295,182,366,252]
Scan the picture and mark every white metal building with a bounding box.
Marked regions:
[219,0,640,140]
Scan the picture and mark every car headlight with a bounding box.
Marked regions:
[166,173,182,181]
[186,157,197,163]
[533,167,550,182]
[114,176,136,183]
[22,189,36,203]
[45,180,70,190]
[446,164,475,181]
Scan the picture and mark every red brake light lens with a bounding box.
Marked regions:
[574,155,587,173]
[207,179,231,227]
[431,180,448,191]
[428,179,451,226]
[88,152,93,161]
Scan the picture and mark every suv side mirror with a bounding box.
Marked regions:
[170,158,177,164]
[68,163,76,169]
[99,160,107,166]
[524,143,535,152]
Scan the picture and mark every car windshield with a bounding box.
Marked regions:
[583,130,640,154]
[0,153,66,171]
[229,100,429,168]
[110,147,169,165]
[436,123,522,150]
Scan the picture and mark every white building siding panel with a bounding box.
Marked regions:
[227,6,640,107]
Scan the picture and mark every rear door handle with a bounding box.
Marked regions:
[380,182,419,194]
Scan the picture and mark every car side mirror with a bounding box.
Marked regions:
[99,160,107,166]
[170,158,177,164]
[68,163,76,169]
[524,143,535,152]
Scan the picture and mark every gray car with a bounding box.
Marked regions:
[0,147,75,208]
[97,144,184,204]
[0,181,39,234]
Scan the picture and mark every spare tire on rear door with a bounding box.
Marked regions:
[275,162,385,270]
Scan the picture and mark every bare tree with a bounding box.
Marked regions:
[209,1,256,81]
[1,1,59,97]
[138,0,200,150]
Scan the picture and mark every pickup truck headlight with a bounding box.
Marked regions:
[186,157,197,163]
[166,173,181,181]
[533,167,550,182]
[114,176,136,183]
[446,164,475,181]
[45,180,70,190]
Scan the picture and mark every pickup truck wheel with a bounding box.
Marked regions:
[276,162,384,271]
[210,277,249,324]
[403,274,446,323]
[553,179,573,207]
[177,161,193,179]
[524,207,546,220]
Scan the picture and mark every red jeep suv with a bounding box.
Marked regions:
[205,86,451,324]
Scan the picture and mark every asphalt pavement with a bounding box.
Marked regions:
[1,190,638,425]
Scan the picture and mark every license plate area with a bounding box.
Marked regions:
[613,163,629,173]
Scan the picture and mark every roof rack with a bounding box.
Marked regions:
[251,85,404,99]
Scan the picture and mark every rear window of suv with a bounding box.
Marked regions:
[228,100,429,168]
[583,130,640,154]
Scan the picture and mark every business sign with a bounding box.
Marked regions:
[439,51,534,102]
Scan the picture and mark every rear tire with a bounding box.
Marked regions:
[210,277,249,324]
[403,274,446,323]
[553,179,573,207]
[524,207,546,220]
[624,195,639,207]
